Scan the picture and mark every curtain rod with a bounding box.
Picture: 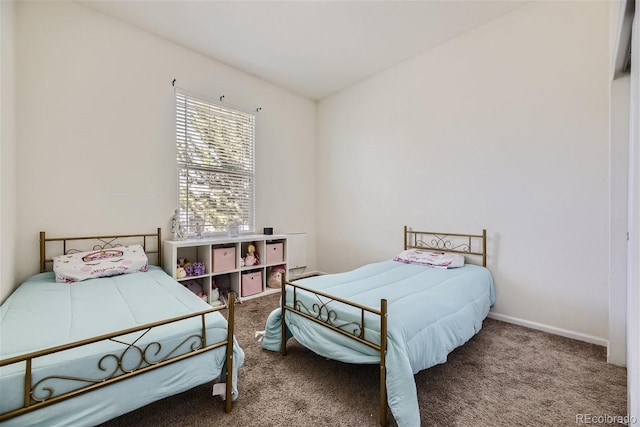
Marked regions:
[172,79,262,113]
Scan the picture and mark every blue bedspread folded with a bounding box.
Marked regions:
[262,260,494,427]
[0,266,244,426]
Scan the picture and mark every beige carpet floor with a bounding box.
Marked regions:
[100,293,627,427]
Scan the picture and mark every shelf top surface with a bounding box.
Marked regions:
[165,233,287,246]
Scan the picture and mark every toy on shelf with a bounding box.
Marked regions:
[215,274,239,305]
[176,258,205,277]
[170,208,185,240]
[183,279,207,301]
[184,264,194,276]
[243,243,260,267]
[210,287,220,302]
[192,262,205,276]
[267,265,286,288]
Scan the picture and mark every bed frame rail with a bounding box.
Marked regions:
[0,294,236,422]
[280,277,388,426]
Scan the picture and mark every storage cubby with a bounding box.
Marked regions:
[164,234,288,305]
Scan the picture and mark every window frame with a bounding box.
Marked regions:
[175,90,256,237]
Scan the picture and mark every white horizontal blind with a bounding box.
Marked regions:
[176,91,255,234]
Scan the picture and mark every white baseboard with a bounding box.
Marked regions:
[487,312,609,348]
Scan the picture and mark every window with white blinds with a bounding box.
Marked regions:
[176,90,255,235]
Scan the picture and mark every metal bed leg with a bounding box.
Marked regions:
[224,293,235,413]
[281,273,287,356]
[380,299,388,426]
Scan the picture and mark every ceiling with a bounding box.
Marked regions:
[79,1,527,101]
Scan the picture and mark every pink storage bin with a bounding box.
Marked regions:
[241,271,262,297]
[265,243,284,264]
[212,247,236,272]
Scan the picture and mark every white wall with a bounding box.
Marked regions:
[13,1,317,288]
[317,2,610,341]
[0,0,17,304]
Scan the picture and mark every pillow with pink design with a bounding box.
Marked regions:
[393,249,465,269]
[53,244,149,283]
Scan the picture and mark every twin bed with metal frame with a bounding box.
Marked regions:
[1,226,492,425]
[0,229,242,426]
[261,226,494,426]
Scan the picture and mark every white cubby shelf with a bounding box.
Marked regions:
[163,234,288,305]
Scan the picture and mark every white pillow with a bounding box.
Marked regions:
[53,244,149,283]
[393,249,465,269]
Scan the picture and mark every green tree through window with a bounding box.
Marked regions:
[176,91,255,235]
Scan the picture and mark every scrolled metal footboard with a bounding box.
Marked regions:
[280,278,388,426]
[0,294,236,422]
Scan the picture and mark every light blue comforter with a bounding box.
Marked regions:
[262,260,494,427]
[0,266,244,426]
